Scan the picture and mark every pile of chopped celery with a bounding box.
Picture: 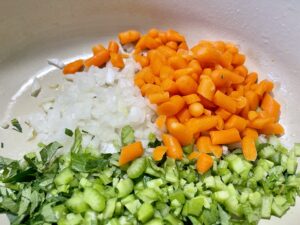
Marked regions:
[0,129,299,225]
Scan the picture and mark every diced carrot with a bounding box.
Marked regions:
[110,53,124,69]
[162,134,183,160]
[119,141,144,166]
[197,76,216,101]
[155,115,167,130]
[186,116,218,134]
[153,146,167,161]
[211,145,223,158]
[174,68,194,80]
[161,79,178,95]
[213,90,237,113]
[160,65,175,80]
[232,53,246,66]
[157,46,177,58]
[234,65,248,77]
[224,115,248,132]
[242,136,257,161]
[244,72,258,85]
[176,75,198,95]
[196,153,213,174]
[140,83,162,96]
[92,44,106,55]
[259,123,285,135]
[211,68,244,87]
[261,93,281,121]
[188,60,202,74]
[108,40,119,53]
[188,151,200,160]
[118,30,141,45]
[148,92,170,104]
[167,122,193,146]
[166,41,178,50]
[168,55,188,69]
[134,54,149,67]
[248,117,274,130]
[242,128,259,139]
[183,94,201,105]
[188,102,204,117]
[245,90,259,110]
[84,50,110,68]
[176,108,191,123]
[255,80,274,96]
[215,108,231,121]
[165,29,185,42]
[191,45,221,65]
[248,111,259,121]
[210,128,241,145]
[157,95,185,116]
[63,59,84,74]
[196,136,212,153]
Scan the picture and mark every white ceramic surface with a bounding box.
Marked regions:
[0,0,299,224]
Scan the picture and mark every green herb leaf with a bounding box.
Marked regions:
[64,128,73,137]
[71,128,82,153]
[40,142,62,164]
[11,118,22,133]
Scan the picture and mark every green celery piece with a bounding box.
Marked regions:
[137,203,154,223]
[187,216,201,225]
[84,210,97,225]
[228,157,246,174]
[145,218,164,225]
[165,214,183,225]
[253,166,266,181]
[136,188,159,203]
[58,213,83,225]
[221,171,232,184]
[185,196,204,216]
[271,202,290,217]
[214,191,229,203]
[218,204,230,225]
[53,205,67,220]
[183,183,197,199]
[114,202,124,216]
[127,157,146,179]
[183,144,194,154]
[125,199,141,214]
[287,150,297,174]
[261,196,273,219]
[268,135,280,148]
[147,178,164,189]
[242,202,261,224]
[54,168,74,186]
[117,178,134,198]
[224,196,242,217]
[103,198,117,219]
[249,192,262,207]
[274,195,287,206]
[292,143,300,156]
[259,146,275,159]
[121,194,135,205]
[203,176,215,189]
[66,192,89,214]
[169,190,186,204]
[83,187,106,212]
[121,125,135,146]
[200,203,219,225]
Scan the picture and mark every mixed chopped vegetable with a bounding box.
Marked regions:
[63,28,284,174]
[0,129,299,224]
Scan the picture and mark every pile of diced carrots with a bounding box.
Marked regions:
[63,28,284,174]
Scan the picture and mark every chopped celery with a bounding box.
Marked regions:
[137,203,154,223]
[292,143,300,156]
[127,157,146,179]
[117,178,134,198]
[185,196,204,216]
[66,192,89,213]
[261,196,273,219]
[83,187,105,212]
[103,198,116,219]
[54,168,74,186]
